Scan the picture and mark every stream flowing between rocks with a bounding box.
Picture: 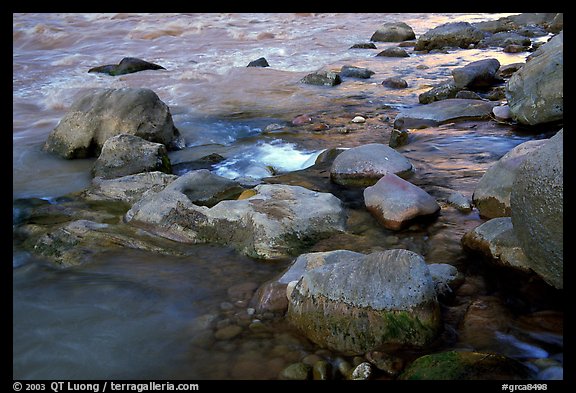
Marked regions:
[13,13,562,380]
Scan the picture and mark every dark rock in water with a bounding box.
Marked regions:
[399,351,533,380]
[300,70,341,86]
[382,77,408,89]
[172,153,226,175]
[370,22,416,42]
[455,90,482,100]
[477,31,531,49]
[503,44,529,53]
[414,22,485,51]
[88,57,165,76]
[349,42,377,49]
[388,129,410,148]
[451,58,501,89]
[247,57,269,67]
[163,169,245,208]
[376,47,410,57]
[43,87,184,159]
[496,63,524,79]
[394,99,497,130]
[340,65,374,79]
[419,82,461,104]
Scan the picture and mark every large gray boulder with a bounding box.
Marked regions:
[91,134,172,179]
[279,250,365,285]
[364,173,440,230]
[126,183,347,259]
[510,130,563,289]
[452,58,501,89]
[370,22,415,42]
[472,139,548,218]
[43,88,185,159]
[414,22,485,51]
[287,249,441,355]
[506,32,563,125]
[330,143,413,187]
[393,99,496,130]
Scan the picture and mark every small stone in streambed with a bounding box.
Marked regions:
[301,354,323,366]
[263,123,285,133]
[351,116,365,123]
[447,192,472,212]
[227,281,259,301]
[214,324,243,340]
[340,65,375,79]
[492,105,511,120]
[366,351,405,376]
[312,360,332,380]
[455,90,482,100]
[376,47,410,57]
[349,42,377,49]
[382,76,408,88]
[291,114,312,125]
[279,362,312,380]
[335,357,353,379]
[351,362,372,380]
[504,44,529,53]
[389,128,410,148]
[247,57,269,67]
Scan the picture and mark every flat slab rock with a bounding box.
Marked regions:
[393,99,497,130]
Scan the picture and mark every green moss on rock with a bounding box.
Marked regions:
[399,351,534,380]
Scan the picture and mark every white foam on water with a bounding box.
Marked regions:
[214,139,322,180]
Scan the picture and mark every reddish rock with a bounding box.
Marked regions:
[364,173,440,230]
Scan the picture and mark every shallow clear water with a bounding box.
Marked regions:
[13,13,561,380]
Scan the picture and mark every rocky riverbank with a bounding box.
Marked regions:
[13,13,563,380]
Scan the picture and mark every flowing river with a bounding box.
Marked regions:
[13,13,562,380]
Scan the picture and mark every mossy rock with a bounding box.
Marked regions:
[399,351,534,380]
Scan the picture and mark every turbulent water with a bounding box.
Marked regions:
[13,13,562,380]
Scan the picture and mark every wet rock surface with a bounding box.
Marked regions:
[14,13,564,381]
[43,88,184,159]
[287,249,441,355]
[510,130,563,289]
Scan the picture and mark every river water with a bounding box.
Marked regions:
[13,13,562,380]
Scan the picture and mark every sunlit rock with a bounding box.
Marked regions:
[43,88,184,159]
